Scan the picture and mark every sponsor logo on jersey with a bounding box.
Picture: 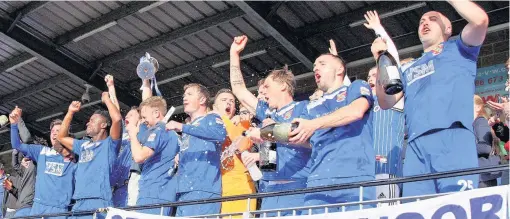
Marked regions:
[406,60,435,86]
[336,91,346,102]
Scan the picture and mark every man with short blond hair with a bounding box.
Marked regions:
[139,96,168,117]
[125,95,179,215]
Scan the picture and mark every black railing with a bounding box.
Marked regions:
[13,164,509,219]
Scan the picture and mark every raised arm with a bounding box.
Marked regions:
[448,0,488,47]
[366,11,404,110]
[105,74,120,111]
[329,40,351,86]
[230,35,259,114]
[364,11,401,65]
[126,121,154,163]
[57,101,81,151]
[9,107,42,161]
[141,79,152,101]
[102,92,122,140]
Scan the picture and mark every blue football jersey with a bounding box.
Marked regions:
[255,100,311,181]
[111,122,148,190]
[303,80,375,181]
[72,136,120,200]
[137,122,180,201]
[11,124,76,208]
[400,37,481,141]
[177,113,226,194]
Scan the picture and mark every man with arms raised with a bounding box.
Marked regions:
[9,107,76,218]
[107,75,152,208]
[230,35,311,215]
[371,0,488,196]
[57,92,121,218]
[364,11,406,201]
[166,83,226,216]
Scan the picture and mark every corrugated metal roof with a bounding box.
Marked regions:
[0,1,27,14]
[22,1,125,39]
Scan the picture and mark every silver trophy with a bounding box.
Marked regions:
[136,52,159,80]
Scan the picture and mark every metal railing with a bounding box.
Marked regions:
[12,164,509,219]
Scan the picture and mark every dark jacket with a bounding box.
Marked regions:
[474,117,501,182]
[3,173,20,216]
[10,149,35,209]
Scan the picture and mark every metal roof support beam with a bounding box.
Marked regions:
[0,52,34,72]
[0,18,140,107]
[11,1,49,18]
[100,7,245,66]
[0,74,70,104]
[53,1,155,45]
[234,1,316,70]
[7,1,49,33]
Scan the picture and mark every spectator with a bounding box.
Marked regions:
[488,110,509,185]
[2,171,19,218]
[473,95,501,187]
[9,149,35,217]
[0,163,5,218]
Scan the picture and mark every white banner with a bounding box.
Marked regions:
[106,185,509,219]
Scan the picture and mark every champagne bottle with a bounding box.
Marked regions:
[241,151,262,181]
[377,50,403,95]
[259,122,299,143]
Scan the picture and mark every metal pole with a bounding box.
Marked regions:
[359,185,364,210]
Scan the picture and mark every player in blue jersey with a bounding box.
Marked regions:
[371,0,489,196]
[111,106,142,208]
[363,11,406,202]
[229,35,311,216]
[9,107,76,219]
[105,75,149,208]
[57,92,122,219]
[166,83,226,216]
[125,96,179,215]
[368,67,406,201]
[289,52,375,213]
